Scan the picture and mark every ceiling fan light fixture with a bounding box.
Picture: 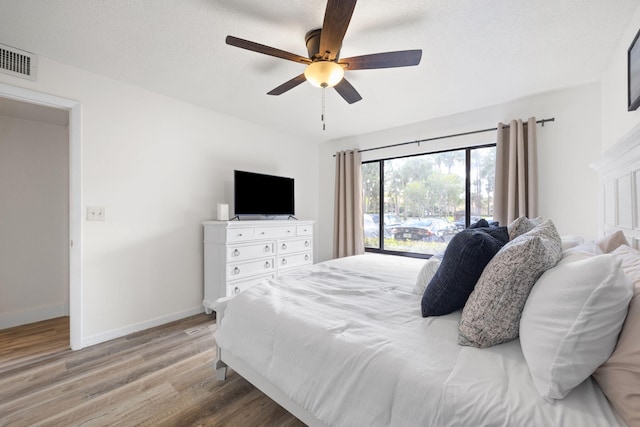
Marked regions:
[304,61,344,88]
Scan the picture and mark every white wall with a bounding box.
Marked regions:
[0,115,69,328]
[0,57,320,346]
[318,83,602,262]
[601,4,640,150]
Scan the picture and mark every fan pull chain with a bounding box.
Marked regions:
[322,86,326,131]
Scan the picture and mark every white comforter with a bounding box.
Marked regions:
[215,254,624,427]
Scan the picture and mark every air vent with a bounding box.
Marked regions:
[0,44,37,81]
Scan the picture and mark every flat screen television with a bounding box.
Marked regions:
[234,170,295,216]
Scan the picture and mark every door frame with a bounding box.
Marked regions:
[0,83,82,350]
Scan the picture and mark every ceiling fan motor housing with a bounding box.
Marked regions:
[305,29,340,61]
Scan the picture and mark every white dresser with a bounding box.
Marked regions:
[202,220,314,313]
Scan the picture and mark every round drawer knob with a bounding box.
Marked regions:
[281,258,287,265]
[281,243,287,250]
[233,249,240,256]
[305,240,310,247]
[234,287,240,295]
[233,267,240,275]
[305,254,309,261]
[264,245,271,252]
[265,261,271,268]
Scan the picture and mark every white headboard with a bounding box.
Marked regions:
[592,122,640,249]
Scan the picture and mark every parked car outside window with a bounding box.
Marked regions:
[391,218,455,242]
[364,214,379,238]
[454,216,499,229]
[364,213,395,238]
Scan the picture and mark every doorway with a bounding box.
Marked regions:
[0,83,82,350]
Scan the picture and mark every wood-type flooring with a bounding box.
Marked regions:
[0,314,305,426]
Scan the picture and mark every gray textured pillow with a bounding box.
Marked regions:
[458,219,562,348]
[507,216,543,240]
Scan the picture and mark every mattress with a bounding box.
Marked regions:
[215,253,625,427]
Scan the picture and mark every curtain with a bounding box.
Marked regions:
[494,117,539,225]
[333,149,364,258]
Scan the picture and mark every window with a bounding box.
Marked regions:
[362,145,496,257]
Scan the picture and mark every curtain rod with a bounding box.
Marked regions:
[340,117,555,156]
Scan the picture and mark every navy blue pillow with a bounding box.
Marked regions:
[469,218,490,228]
[469,218,500,229]
[421,226,509,317]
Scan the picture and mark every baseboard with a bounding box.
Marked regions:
[0,303,69,329]
[81,305,204,348]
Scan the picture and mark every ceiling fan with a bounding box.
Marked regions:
[226,0,422,104]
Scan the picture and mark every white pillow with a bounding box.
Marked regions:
[414,257,442,294]
[560,240,602,258]
[520,253,633,402]
[610,244,640,285]
[560,234,583,251]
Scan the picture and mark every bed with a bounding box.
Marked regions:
[214,123,640,427]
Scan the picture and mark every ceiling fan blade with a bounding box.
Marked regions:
[267,74,307,96]
[226,35,311,65]
[334,78,362,104]
[340,49,422,70]
[319,0,357,61]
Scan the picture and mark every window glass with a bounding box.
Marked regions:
[363,145,496,257]
[469,146,496,225]
[362,162,380,249]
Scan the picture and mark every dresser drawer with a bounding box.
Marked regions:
[278,251,312,270]
[227,273,274,296]
[228,242,274,261]
[254,225,297,239]
[226,227,255,242]
[227,257,275,280]
[279,237,312,254]
[296,225,313,236]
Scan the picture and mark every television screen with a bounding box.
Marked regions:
[234,170,295,216]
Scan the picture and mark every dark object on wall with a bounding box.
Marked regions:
[628,27,640,111]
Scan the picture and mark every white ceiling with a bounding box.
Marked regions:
[0,0,638,142]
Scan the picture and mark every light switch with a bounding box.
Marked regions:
[87,206,106,221]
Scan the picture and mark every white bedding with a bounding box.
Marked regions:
[215,253,625,427]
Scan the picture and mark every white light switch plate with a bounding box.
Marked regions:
[87,206,106,221]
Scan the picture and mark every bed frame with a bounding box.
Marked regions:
[214,121,640,426]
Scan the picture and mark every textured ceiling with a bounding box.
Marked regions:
[0,0,638,142]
